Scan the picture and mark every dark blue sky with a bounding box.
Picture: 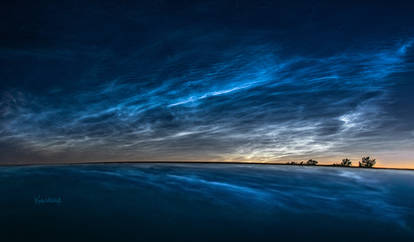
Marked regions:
[1,0,413,167]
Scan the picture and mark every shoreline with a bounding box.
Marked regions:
[0,161,413,171]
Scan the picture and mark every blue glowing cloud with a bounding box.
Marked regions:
[0,1,413,166]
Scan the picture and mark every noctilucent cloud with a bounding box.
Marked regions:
[1,1,413,167]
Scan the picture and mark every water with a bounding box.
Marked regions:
[1,163,413,241]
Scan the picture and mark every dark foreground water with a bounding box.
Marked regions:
[0,163,413,242]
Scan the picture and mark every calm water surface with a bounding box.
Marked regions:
[0,163,413,241]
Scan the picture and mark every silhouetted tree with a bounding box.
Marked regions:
[359,156,376,168]
[306,159,318,166]
[340,158,352,167]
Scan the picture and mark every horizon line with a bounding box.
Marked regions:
[1,160,413,171]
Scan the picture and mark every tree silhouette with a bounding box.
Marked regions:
[306,159,318,166]
[340,158,352,167]
[359,156,376,168]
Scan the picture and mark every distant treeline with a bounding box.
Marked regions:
[285,157,376,168]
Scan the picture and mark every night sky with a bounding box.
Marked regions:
[1,1,413,167]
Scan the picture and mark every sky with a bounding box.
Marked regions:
[0,0,413,167]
